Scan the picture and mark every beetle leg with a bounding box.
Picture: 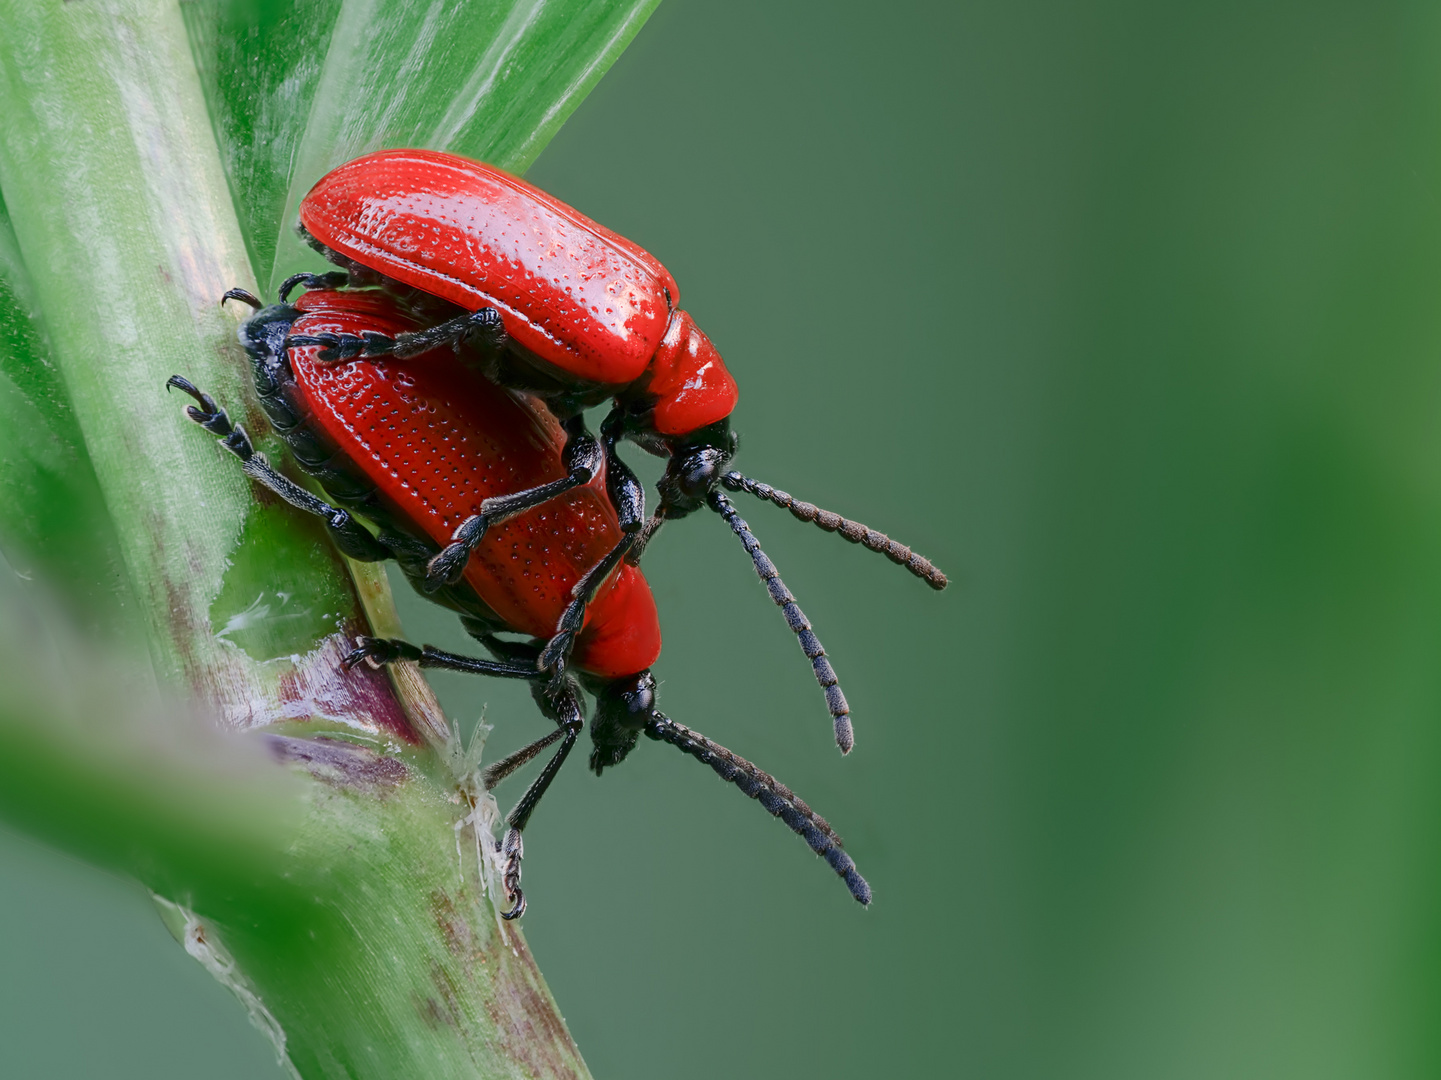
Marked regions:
[166,375,391,563]
[388,306,508,358]
[483,682,585,919]
[624,512,665,565]
[479,724,569,788]
[464,629,544,666]
[537,534,637,679]
[282,329,397,363]
[341,636,540,679]
[537,433,646,680]
[425,416,602,590]
[284,307,507,365]
[344,629,582,919]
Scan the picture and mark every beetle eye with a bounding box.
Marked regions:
[679,447,726,496]
[621,672,657,715]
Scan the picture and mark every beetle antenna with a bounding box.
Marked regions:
[721,471,947,590]
[707,489,854,754]
[645,710,871,904]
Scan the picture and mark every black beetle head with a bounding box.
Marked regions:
[587,670,657,775]
[656,421,738,520]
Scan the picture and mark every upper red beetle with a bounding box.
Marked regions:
[284,150,948,756]
[300,150,738,438]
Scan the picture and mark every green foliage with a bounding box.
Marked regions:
[182,0,345,280]
[180,0,661,292]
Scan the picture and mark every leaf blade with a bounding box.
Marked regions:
[266,0,662,294]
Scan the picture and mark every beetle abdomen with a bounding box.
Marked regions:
[301,150,677,387]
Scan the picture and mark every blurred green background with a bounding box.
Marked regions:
[6,0,1441,1076]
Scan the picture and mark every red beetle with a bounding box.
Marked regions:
[169,287,871,917]
[284,149,947,753]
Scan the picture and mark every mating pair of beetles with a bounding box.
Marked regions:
[170,150,945,918]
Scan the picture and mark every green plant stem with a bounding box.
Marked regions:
[0,194,137,637]
[0,2,597,1076]
[0,0,269,698]
[0,560,585,1079]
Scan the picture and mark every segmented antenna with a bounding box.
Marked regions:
[708,490,854,754]
[645,711,871,905]
[721,472,948,590]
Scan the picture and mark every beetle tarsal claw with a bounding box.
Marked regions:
[278,270,348,304]
[498,828,526,919]
[425,515,488,588]
[425,543,470,588]
[220,287,263,310]
[500,887,526,921]
[342,636,413,670]
[341,636,378,670]
[537,631,575,677]
[343,637,425,671]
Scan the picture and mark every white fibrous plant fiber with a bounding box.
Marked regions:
[152,894,301,1079]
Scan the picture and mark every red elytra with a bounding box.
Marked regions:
[299,149,739,437]
[288,288,661,680]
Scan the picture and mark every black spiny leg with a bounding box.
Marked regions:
[341,636,540,680]
[166,376,390,562]
[425,415,603,589]
[644,711,872,905]
[284,306,507,363]
[340,633,579,919]
[483,682,586,919]
[537,413,646,679]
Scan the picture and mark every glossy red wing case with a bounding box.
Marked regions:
[287,290,661,678]
[300,150,679,387]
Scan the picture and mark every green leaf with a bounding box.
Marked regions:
[181,0,345,282]
[0,193,136,638]
[267,0,663,293]
[180,0,661,289]
[0,0,336,696]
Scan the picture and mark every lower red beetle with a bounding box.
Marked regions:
[169,286,871,916]
[283,148,947,754]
